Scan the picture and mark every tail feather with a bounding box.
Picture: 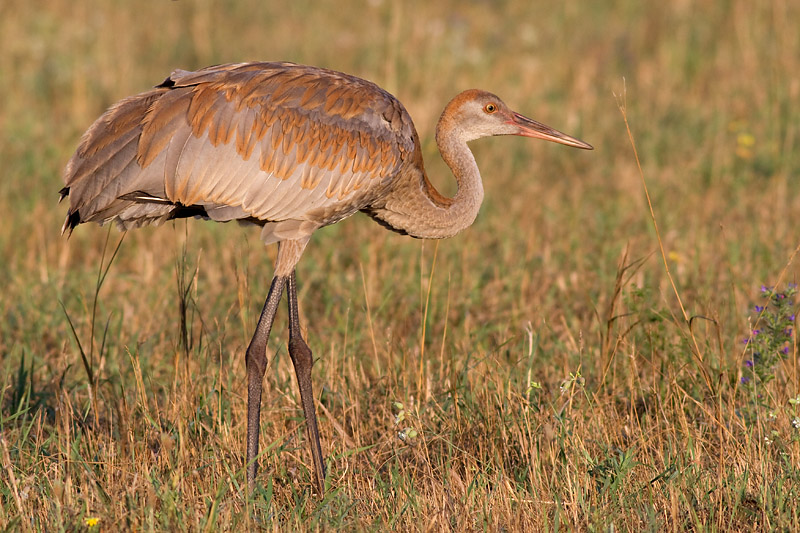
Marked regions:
[61,209,81,237]
[61,88,170,233]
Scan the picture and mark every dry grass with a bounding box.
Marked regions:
[2,0,800,530]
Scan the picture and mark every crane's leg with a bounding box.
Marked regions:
[245,238,309,491]
[286,270,326,494]
[246,274,287,488]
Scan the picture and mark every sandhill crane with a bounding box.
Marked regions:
[60,61,592,494]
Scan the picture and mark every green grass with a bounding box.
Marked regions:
[2,0,800,530]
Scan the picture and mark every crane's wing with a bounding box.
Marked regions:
[61,62,417,244]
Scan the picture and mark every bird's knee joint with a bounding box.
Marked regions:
[288,338,313,364]
[245,346,268,377]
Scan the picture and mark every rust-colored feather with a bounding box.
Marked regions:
[139,88,191,167]
[235,108,258,160]
[187,85,219,137]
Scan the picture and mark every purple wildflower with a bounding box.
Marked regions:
[789,283,797,289]
[755,305,765,313]
[744,360,754,368]
[791,315,796,322]
[741,376,751,384]
[752,329,761,336]
[782,346,790,355]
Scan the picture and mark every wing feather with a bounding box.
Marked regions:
[61,62,419,241]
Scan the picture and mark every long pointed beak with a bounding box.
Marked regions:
[510,112,593,150]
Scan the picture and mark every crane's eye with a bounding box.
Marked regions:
[484,103,497,114]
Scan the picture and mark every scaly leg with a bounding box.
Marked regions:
[246,275,287,488]
[245,238,310,490]
[286,270,326,494]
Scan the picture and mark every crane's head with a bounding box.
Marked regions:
[438,89,593,150]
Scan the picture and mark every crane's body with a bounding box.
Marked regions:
[61,61,592,495]
[64,62,457,242]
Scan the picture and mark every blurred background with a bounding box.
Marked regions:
[1,0,799,529]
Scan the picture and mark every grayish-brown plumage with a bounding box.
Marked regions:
[61,61,592,495]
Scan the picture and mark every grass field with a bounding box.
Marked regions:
[2,0,800,530]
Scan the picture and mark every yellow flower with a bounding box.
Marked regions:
[737,132,755,147]
[735,132,755,159]
[85,517,100,528]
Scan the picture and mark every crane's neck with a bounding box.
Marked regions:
[369,119,484,240]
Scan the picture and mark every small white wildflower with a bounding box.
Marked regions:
[560,372,584,394]
[764,436,773,445]
[768,412,777,421]
[398,427,418,441]
[792,417,800,429]
[393,401,405,425]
